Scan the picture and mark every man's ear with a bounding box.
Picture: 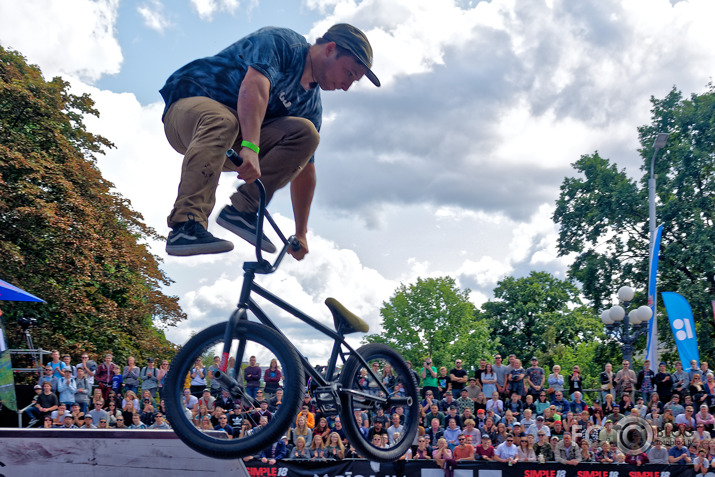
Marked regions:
[323,41,337,57]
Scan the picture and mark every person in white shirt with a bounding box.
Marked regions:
[494,434,519,464]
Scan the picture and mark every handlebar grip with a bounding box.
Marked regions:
[290,237,302,252]
[226,149,243,168]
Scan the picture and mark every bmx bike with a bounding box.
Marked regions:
[164,149,419,462]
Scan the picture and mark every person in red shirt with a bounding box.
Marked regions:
[476,435,495,461]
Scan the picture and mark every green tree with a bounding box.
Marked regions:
[0,46,184,365]
[553,85,715,362]
[479,271,606,362]
[364,276,497,370]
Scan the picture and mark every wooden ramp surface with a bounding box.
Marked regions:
[0,429,250,477]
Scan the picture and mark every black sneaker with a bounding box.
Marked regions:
[216,205,277,253]
[166,215,234,256]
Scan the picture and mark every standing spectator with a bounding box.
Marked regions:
[157,359,170,398]
[61,354,76,377]
[615,360,636,401]
[74,367,91,413]
[509,359,526,398]
[95,353,114,402]
[654,362,673,402]
[526,357,545,397]
[262,358,282,400]
[207,356,222,398]
[421,358,439,399]
[474,358,487,388]
[48,350,67,378]
[672,361,690,398]
[243,355,261,400]
[75,352,96,390]
[449,359,468,397]
[599,363,614,403]
[492,355,509,400]
[567,365,583,400]
[57,368,77,407]
[481,364,497,398]
[547,365,564,395]
[111,364,123,395]
[437,366,450,400]
[637,360,655,402]
[141,358,159,399]
[123,356,141,395]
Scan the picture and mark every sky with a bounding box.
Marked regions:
[1,0,715,363]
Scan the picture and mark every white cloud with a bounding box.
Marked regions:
[138,0,172,33]
[190,0,242,20]
[0,0,122,83]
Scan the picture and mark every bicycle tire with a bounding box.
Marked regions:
[339,343,419,462]
[164,321,304,459]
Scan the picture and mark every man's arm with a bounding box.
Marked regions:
[236,67,270,183]
[289,162,316,260]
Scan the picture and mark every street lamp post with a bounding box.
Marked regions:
[600,286,653,365]
[647,132,669,364]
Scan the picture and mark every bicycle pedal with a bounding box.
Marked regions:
[314,385,342,416]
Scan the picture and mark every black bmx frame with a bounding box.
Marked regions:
[216,154,395,406]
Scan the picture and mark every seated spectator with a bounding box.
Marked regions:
[693,449,711,475]
[443,417,461,450]
[128,413,147,429]
[69,402,85,427]
[647,438,669,464]
[296,404,315,429]
[140,400,156,426]
[599,419,617,445]
[476,435,495,461]
[486,391,503,415]
[521,408,535,429]
[432,438,456,477]
[310,434,327,460]
[386,413,405,445]
[594,441,615,463]
[518,437,536,462]
[534,431,553,461]
[114,415,127,428]
[554,432,581,465]
[693,422,712,443]
[289,436,310,459]
[444,406,462,428]
[35,381,59,422]
[527,415,550,438]
[56,414,76,429]
[198,388,215,411]
[424,418,444,448]
[550,391,570,414]
[570,392,587,414]
[97,417,110,429]
[668,437,692,464]
[453,434,475,461]
[260,436,287,464]
[412,436,432,459]
[494,434,518,464]
[81,413,97,429]
[323,432,344,460]
[213,413,233,437]
[24,385,43,427]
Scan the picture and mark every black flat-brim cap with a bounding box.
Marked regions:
[322,23,380,87]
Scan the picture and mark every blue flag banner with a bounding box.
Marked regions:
[646,224,663,364]
[662,291,700,369]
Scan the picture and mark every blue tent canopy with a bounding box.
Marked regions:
[0,279,44,302]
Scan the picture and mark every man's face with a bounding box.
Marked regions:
[563,435,571,446]
[51,351,59,360]
[555,392,562,400]
[392,414,400,425]
[105,355,112,363]
[455,360,462,369]
[42,383,52,393]
[458,436,466,447]
[316,47,366,92]
[622,361,629,368]
[249,356,256,366]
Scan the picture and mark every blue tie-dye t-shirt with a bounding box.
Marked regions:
[159,27,322,135]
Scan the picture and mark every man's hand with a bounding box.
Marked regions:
[237,148,261,183]
[288,234,309,261]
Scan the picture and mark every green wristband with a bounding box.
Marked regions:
[241,140,260,154]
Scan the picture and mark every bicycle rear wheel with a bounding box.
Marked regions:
[339,343,419,462]
[164,321,304,459]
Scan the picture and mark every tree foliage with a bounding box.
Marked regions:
[364,276,497,369]
[478,271,606,362]
[553,85,715,362]
[0,46,184,364]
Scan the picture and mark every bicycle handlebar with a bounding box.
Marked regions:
[226,149,302,272]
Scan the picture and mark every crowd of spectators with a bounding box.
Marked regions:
[20,350,715,471]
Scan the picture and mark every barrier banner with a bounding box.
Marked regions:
[246,459,697,477]
[662,292,700,370]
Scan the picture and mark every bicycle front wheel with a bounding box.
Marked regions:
[164,321,304,459]
[339,343,419,462]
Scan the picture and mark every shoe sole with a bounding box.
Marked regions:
[166,241,234,256]
[216,215,277,253]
